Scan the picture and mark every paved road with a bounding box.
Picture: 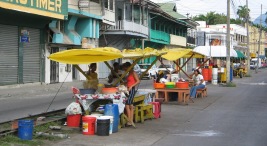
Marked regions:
[51,69,267,146]
[1,69,267,146]
[0,79,154,123]
[153,69,267,146]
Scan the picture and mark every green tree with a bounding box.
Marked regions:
[237,5,250,26]
[193,12,241,25]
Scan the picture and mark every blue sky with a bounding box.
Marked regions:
[155,0,267,21]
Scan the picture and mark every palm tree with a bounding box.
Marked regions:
[237,5,250,26]
[206,12,217,25]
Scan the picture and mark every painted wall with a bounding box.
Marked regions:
[68,0,102,16]
[45,48,50,84]
[170,34,186,47]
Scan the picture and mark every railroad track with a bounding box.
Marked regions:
[0,109,66,137]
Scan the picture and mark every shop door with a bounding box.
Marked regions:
[50,47,59,83]
[0,24,19,85]
[22,28,41,83]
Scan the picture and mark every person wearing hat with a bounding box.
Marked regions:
[189,69,206,98]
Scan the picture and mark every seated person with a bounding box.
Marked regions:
[83,63,99,91]
[107,62,123,86]
[157,70,171,83]
[189,69,206,98]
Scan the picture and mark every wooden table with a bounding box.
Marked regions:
[155,88,190,104]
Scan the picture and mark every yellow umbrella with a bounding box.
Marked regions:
[122,47,167,59]
[48,47,123,64]
[162,48,205,61]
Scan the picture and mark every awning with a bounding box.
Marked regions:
[122,47,167,60]
[161,48,205,61]
[193,46,237,57]
[235,50,246,59]
[48,47,123,64]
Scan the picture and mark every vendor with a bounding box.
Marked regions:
[123,62,140,127]
[83,63,99,91]
[155,70,171,83]
[189,69,206,98]
[107,62,123,86]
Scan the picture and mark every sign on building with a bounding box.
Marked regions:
[0,0,68,20]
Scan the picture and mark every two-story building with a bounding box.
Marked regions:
[0,0,68,86]
[247,24,266,59]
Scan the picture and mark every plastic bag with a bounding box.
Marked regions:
[65,102,82,115]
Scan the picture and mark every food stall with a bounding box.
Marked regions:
[155,48,206,104]
[48,47,167,127]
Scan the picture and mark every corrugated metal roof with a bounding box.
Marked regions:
[158,3,187,19]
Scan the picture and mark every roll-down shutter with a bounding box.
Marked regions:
[0,24,19,85]
[23,28,40,83]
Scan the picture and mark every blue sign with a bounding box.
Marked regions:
[20,36,29,43]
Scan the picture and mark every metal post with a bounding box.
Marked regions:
[256,4,262,73]
[226,0,231,83]
[246,0,251,74]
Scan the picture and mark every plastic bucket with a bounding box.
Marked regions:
[104,104,119,133]
[176,82,189,88]
[202,69,209,81]
[212,79,218,85]
[18,119,34,140]
[89,114,102,134]
[208,68,212,81]
[100,116,113,134]
[67,114,81,127]
[97,117,110,136]
[82,116,96,135]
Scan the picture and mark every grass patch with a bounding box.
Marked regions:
[0,121,70,146]
[224,82,237,87]
[0,134,43,146]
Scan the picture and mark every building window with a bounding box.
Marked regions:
[91,0,99,4]
[110,0,113,10]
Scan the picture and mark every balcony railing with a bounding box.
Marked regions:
[150,29,170,44]
[104,20,148,37]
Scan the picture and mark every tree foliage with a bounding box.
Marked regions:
[192,12,242,25]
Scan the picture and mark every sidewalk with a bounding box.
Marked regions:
[0,79,109,100]
[50,83,222,146]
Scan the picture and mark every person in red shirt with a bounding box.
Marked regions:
[123,62,140,127]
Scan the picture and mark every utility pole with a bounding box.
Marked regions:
[256,4,262,73]
[246,0,251,74]
[226,0,231,83]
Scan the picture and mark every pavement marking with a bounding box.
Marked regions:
[240,82,267,85]
[172,130,222,137]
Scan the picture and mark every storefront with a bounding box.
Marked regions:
[0,0,68,85]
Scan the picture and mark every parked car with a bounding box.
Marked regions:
[138,64,158,79]
[250,62,256,70]
[157,64,175,73]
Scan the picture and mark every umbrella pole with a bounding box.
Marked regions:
[139,56,160,79]
[73,64,92,80]
[173,61,190,79]
[112,58,141,86]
